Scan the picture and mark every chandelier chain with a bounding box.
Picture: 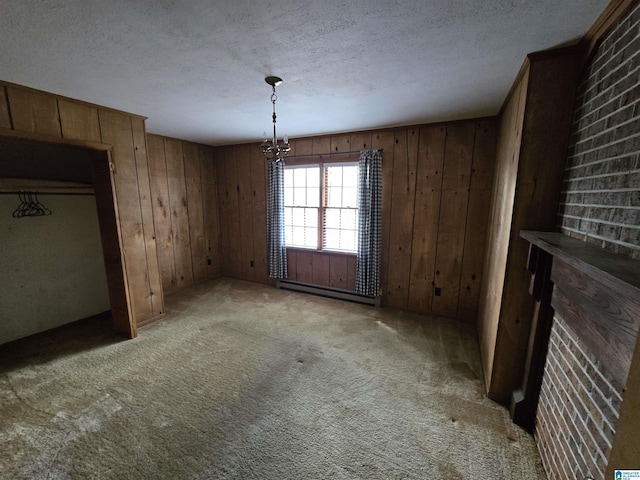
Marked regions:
[261,76,290,163]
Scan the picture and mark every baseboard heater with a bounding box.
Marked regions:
[276,280,380,307]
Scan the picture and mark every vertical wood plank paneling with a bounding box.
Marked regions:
[7,86,62,137]
[224,147,243,278]
[1,86,13,129]
[147,135,221,292]
[492,52,583,401]
[347,255,357,292]
[164,137,194,288]
[408,125,446,311]
[432,122,476,317]
[200,146,221,279]
[250,149,269,283]
[312,137,331,155]
[183,141,208,283]
[478,70,529,399]
[236,145,256,280]
[329,255,349,289]
[215,148,231,275]
[92,150,135,337]
[58,99,101,142]
[184,145,205,281]
[147,134,177,293]
[372,130,397,301]
[351,132,373,151]
[457,119,498,320]
[296,252,314,283]
[98,109,153,322]
[312,253,330,287]
[330,134,351,153]
[291,138,312,156]
[287,250,298,281]
[385,128,419,307]
[131,118,163,318]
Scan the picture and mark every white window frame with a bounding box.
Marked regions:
[322,162,359,253]
[283,161,359,253]
[284,164,320,250]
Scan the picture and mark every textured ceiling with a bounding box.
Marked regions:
[0,0,608,146]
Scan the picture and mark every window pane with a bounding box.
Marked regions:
[327,166,342,186]
[342,209,356,228]
[307,167,320,187]
[304,228,318,248]
[307,187,320,207]
[306,208,318,228]
[343,166,358,187]
[292,207,305,226]
[324,228,340,250]
[342,187,357,208]
[285,225,292,245]
[293,187,306,206]
[284,165,320,207]
[293,168,307,186]
[285,206,319,248]
[325,208,340,229]
[327,186,342,208]
[340,229,356,251]
[284,170,294,188]
[284,187,293,206]
[292,226,305,246]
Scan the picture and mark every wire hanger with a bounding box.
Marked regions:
[12,191,52,218]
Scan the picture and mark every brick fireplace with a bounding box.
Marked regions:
[536,314,624,479]
[516,231,640,480]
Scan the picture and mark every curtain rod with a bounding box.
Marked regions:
[300,148,382,154]
[287,148,382,158]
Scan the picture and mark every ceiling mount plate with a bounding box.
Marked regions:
[265,76,283,87]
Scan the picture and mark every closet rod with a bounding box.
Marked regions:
[0,191,95,196]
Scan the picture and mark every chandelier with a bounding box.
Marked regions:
[261,76,291,163]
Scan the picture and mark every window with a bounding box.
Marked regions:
[284,162,358,252]
[284,165,320,249]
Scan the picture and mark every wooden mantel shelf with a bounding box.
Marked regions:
[520,230,640,298]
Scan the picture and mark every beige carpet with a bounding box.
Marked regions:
[0,278,546,479]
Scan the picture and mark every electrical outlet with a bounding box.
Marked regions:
[434,287,442,296]
[250,260,255,267]
[207,259,212,266]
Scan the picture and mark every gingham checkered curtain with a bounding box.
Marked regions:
[355,149,382,297]
[267,160,287,279]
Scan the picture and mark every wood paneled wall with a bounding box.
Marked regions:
[287,250,357,291]
[146,134,221,294]
[214,117,497,321]
[477,46,585,403]
[215,144,269,284]
[478,67,529,400]
[0,81,163,336]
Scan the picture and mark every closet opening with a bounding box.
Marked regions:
[0,134,132,346]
